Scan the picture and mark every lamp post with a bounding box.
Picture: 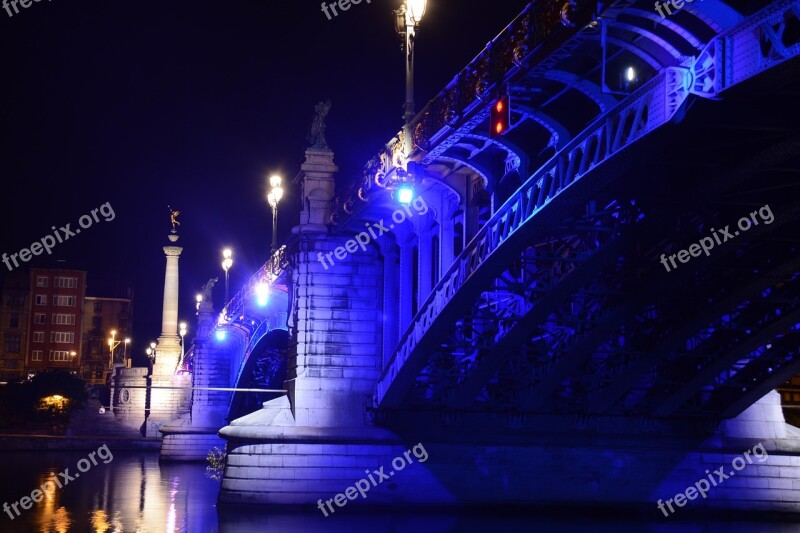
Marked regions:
[179,322,187,361]
[107,330,121,371]
[221,248,233,302]
[146,341,157,368]
[395,0,428,156]
[267,175,284,254]
[123,338,131,367]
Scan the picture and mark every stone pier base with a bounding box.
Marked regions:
[160,426,227,462]
[160,411,228,461]
[145,372,191,438]
[217,392,800,514]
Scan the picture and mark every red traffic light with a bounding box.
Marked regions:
[491,96,510,138]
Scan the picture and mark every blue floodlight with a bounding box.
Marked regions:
[397,185,414,205]
[215,329,227,341]
[256,282,270,307]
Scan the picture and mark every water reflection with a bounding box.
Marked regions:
[0,451,798,532]
[89,510,123,532]
[1,452,219,532]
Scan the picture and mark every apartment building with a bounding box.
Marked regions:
[26,268,87,376]
[0,271,29,382]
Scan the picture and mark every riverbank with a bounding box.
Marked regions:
[0,434,161,451]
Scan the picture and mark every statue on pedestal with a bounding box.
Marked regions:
[307,100,332,149]
[168,206,181,233]
[201,277,218,305]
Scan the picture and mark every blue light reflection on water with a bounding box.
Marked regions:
[0,451,796,533]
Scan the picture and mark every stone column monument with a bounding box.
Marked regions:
[147,208,191,437]
[112,208,190,436]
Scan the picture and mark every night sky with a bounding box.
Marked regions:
[0,0,528,358]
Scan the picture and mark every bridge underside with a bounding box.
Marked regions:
[375,71,800,434]
[373,0,800,433]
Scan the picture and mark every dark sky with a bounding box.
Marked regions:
[0,0,529,356]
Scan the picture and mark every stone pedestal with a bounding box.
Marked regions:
[112,367,149,434]
[294,148,338,234]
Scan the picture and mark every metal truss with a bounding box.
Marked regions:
[662,280,800,418]
[713,325,800,418]
[375,67,693,408]
[649,266,800,415]
[446,218,628,409]
[689,0,800,98]
[586,202,800,415]
[406,205,634,409]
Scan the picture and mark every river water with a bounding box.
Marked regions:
[0,451,796,532]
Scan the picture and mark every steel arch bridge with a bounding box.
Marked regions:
[356,0,800,426]
[209,0,800,431]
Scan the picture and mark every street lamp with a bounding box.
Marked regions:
[221,248,233,302]
[179,322,187,361]
[267,174,284,254]
[107,330,121,370]
[123,338,131,367]
[395,0,428,156]
[196,293,203,314]
[146,341,157,367]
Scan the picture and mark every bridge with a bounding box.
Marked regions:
[160,0,800,513]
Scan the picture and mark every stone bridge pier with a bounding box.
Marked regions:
[160,294,234,460]
[217,146,421,505]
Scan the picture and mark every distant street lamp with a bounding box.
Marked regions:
[123,338,131,367]
[395,0,428,156]
[179,322,187,361]
[146,341,157,367]
[107,330,121,370]
[267,175,284,254]
[221,248,233,302]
